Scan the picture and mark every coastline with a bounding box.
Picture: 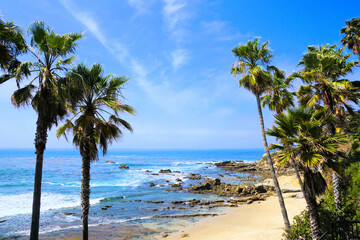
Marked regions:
[157,175,306,240]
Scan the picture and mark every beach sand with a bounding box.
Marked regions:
[161,175,306,240]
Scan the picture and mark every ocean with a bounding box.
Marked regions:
[0,149,264,238]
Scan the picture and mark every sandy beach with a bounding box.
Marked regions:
[161,175,306,240]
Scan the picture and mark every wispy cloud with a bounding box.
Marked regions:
[59,0,208,115]
[201,20,226,34]
[171,48,188,70]
[127,0,154,16]
[162,0,189,40]
[200,20,255,42]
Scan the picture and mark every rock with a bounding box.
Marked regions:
[282,188,301,193]
[255,185,267,193]
[170,183,182,188]
[135,200,142,202]
[64,212,75,216]
[235,186,244,194]
[119,164,129,169]
[190,182,212,191]
[159,169,172,173]
[186,174,202,180]
[246,199,253,204]
[105,205,112,208]
[0,220,6,223]
[145,170,152,172]
[181,234,189,238]
[173,171,181,173]
[205,177,221,186]
[149,182,156,187]
[176,178,182,182]
[163,233,169,238]
[171,201,186,204]
[159,184,165,187]
[146,201,164,204]
[105,160,115,164]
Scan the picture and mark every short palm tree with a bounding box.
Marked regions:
[10,21,82,240]
[340,17,360,59]
[295,44,359,209]
[231,38,290,229]
[57,63,134,240]
[0,18,26,81]
[267,107,348,239]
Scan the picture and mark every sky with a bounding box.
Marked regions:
[0,0,360,149]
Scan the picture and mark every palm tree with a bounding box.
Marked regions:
[261,67,306,195]
[10,21,82,240]
[0,18,26,82]
[340,17,360,59]
[261,66,295,114]
[295,44,359,209]
[57,63,134,240]
[231,38,290,229]
[267,107,348,239]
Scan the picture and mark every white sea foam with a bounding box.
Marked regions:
[10,215,154,237]
[0,192,102,218]
[91,179,142,187]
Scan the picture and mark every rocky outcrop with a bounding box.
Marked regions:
[119,164,129,169]
[105,160,115,164]
[188,178,271,199]
[213,157,294,176]
[159,169,172,173]
[185,173,202,180]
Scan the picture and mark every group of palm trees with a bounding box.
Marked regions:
[231,17,360,239]
[1,19,134,240]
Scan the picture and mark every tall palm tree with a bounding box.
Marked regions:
[340,17,360,59]
[57,63,134,240]
[261,66,295,114]
[295,44,359,209]
[0,18,26,82]
[231,38,290,229]
[10,21,82,240]
[267,107,348,239]
[261,67,305,195]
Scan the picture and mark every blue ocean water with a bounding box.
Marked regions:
[0,149,264,238]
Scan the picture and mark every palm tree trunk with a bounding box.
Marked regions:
[327,121,342,210]
[81,157,91,240]
[256,94,290,229]
[290,157,305,195]
[332,172,341,209]
[303,169,322,240]
[80,144,91,240]
[30,116,48,240]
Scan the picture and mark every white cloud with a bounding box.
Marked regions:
[171,48,188,70]
[201,20,226,34]
[59,0,207,115]
[162,0,189,40]
[127,0,154,15]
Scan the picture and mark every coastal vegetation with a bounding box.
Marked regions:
[231,38,290,228]
[56,63,134,240]
[231,17,360,239]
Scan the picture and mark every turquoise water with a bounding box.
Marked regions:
[0,149,264,238]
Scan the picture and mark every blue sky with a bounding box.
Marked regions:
[0,0,359,149]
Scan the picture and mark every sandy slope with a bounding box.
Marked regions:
[162,175,306,240]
